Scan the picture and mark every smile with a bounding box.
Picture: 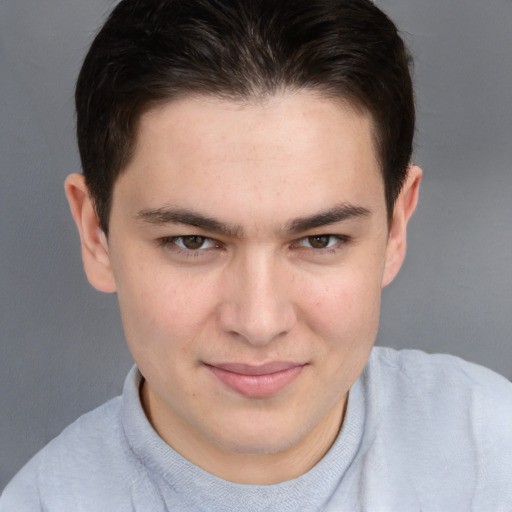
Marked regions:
[205,362,306,398]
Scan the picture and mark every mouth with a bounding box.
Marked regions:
[205,361,306,398]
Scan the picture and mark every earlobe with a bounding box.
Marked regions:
[64,173,117,293]
[381,165,422,288]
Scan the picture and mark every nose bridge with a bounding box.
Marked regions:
[219,246,295,346]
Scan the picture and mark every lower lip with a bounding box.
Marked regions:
[206,365,305,398]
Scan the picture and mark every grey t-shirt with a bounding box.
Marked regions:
[2,347,511,511]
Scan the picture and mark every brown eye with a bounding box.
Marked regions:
[181,235,207,250]
[307,235,331,249]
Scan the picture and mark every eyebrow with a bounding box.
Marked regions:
[135,207,242,237]
[285,204,371,234]
[135,202,371,237]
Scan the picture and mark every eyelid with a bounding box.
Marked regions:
[289,234,353,259]
[157,233,351,258]
[293,234,350,248]
[158,235,221,253]
[175,236,217,250]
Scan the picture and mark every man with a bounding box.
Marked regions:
[1,0,511,510]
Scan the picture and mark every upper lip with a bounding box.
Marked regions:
[206,361,305,375]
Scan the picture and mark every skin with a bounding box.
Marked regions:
[66,92,421,485]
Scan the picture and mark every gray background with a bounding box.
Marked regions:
[1,0,511,491]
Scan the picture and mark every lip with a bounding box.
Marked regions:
[205,362,306,398]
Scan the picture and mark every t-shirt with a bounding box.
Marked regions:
[1,347,511,511]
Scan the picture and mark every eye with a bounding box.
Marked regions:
[297,235,343,249]
[161,235,217,251]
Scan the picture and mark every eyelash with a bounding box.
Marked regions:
[157,234,351,258]
[291,235,350,251]
[157,236,220,257]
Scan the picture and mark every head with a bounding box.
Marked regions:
[75,0,415,234]
[66,0,421,484]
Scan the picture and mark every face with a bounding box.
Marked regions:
[67,92,419,483]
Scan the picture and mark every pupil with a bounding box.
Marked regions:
[183,236,204,250]
[309,235,329,249]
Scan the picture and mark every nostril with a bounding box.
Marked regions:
[218,301,296,347]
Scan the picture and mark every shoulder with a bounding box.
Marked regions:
[0,396,138,511]
[370,346,512,401]
[364,347,512,502]
[368,346,512,422]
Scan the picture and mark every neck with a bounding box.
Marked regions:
[140,380,347,484]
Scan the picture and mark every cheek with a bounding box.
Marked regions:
[299,265,383,343]
[115,262,217,357]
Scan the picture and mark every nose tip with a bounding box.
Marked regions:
[217,259,296,347]
[220,307,296,347]
[224,305,295,346]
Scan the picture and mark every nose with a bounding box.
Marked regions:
[217,250,297,347]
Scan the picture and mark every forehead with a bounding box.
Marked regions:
[114,92,386,228]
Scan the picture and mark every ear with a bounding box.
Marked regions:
[64,173,117,293]
[381,165,422,288]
